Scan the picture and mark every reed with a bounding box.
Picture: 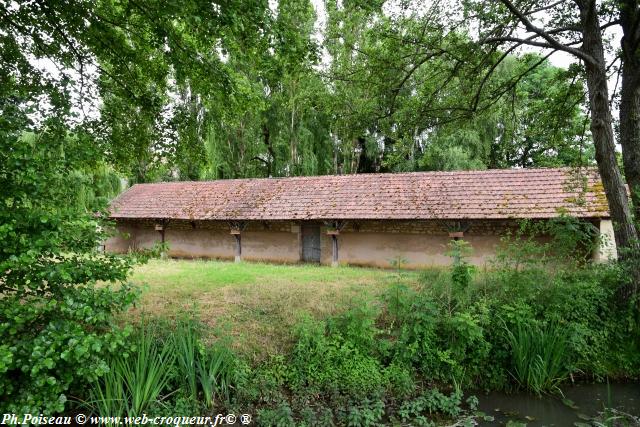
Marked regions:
[505,321,570,395]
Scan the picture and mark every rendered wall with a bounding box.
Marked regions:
[105,220,299,263]
[105,218,561,268]
[329,230,503,268]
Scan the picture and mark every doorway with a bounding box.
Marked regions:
[301,225,321,263]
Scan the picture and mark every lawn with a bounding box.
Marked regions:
[124,259,421,359]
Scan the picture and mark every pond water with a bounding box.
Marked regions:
[476,382,640,426]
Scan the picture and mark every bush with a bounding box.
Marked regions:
[397,388,465,426]
[339,399,385,427]
[0,282,138,413]
[289,316,385,399]
[0,133,140,413]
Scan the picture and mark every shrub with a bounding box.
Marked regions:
[0,132,141,413]
[339,398,385,427]
[257,402,295,427]
[398,388,464,423]
[447,240,475,293]
[289,316,385,399]
[383,362,415,398]
[0,282,138,414]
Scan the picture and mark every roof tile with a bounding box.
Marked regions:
[109,168,610,221]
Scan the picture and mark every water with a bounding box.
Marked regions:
[476,383,640,426]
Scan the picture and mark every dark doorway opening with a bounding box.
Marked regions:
[301,225,321,263]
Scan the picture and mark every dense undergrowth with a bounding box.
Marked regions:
[81,222,639,426]
[3,219,640,425]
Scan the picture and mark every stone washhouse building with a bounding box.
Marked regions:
[106,168,617,268]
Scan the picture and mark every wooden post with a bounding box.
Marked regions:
[229,221,246,263]
[325,220,345,268]
[331,234,338,267]
[234,233,242,263]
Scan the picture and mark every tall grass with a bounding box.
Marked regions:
[505,321,570,395]
[121,326,175,415]
[89,325,175,416]
[197,343,236,409]
[89,320,238,416]
[89,364,127,417]
[173,320,200,401]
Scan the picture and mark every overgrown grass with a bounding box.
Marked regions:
[125,259,421,359]
[92,254,639,425]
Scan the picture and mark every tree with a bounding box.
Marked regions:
[462,0,639,292]
[0,0,271,412]
[324,3,594,173]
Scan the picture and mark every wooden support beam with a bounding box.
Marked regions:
[155,219,170,258]
[234,233,242,263]
[443,220,470,241]
[228,221,247,263]
[331,234,338,267]
[324,220,346,267]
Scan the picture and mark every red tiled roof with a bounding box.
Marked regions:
[109,168,610,221]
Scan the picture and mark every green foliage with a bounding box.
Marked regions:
[289,316,385,399]
[504,321,571,395]
[197,342,236,409]
[398,388,464,422]
[257,402,295,427]
[383,362,416,398]
[386,283,493,386]
[0,130,139,413]
[88,319,240,417]
[447,240,476,292]
[81,226,638,423]
[0,0,596,189]
[0,285,137,414]
[340,399,385,427]
[173,320,200,402]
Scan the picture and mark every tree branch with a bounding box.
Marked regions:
[497,0,598,66]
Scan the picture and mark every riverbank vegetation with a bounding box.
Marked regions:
[87,230,640,426]
[85,227,640,424]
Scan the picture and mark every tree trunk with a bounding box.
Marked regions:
[580,1,639,251]
[619,65,640,220]
[619,0,640,220]
[290,97,297,176]
[262,123,275,177]
[581,0,640,297]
